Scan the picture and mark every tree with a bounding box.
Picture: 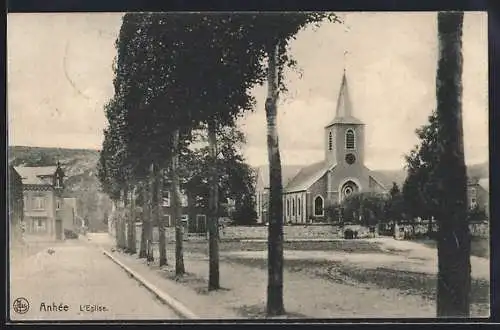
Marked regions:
[97,98,130,250]
[341,192,386,226]
[182,127,258,226]
[466,204,487,223]
[234,13,341,316]
[385,182,405,222]
[402,110,441,221]
[434,11,470,317]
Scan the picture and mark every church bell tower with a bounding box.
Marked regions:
[324,71,365,167]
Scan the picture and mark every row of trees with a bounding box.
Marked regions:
[97,12,341,315]
[98,11,472,318]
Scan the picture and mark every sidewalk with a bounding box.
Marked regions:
[101,243,437,318]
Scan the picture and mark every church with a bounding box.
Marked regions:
[254,72,392,224]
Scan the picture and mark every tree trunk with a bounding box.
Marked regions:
[117,191,124,249]
[145,163,156,262]
[114,199,121,249]
[128,186,137,254]
[207,118,220,290]
[139,181,148,258]
[172,129,185,275]
[265,40,285,316]
[154,162,167,267]
[435,11,470,317]
[123,186,129,252]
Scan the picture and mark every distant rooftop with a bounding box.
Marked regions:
[14,166,57,185]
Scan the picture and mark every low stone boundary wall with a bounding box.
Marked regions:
[125,221,488,244]
[132,223,342,243]
[394,222,488,239]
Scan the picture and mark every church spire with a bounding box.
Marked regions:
[325,70,363,127]
[325,17,363,128]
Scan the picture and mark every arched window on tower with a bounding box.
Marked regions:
[346,129,355,150]
[328,132,333,151]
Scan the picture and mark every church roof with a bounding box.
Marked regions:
[254,165,303,190]
[368,171,395,191]
[325,71,364,127]
[284,161,329,193]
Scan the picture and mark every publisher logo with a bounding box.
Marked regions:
[13,297,30,314]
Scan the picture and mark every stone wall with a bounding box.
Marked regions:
[134,223,342,243]
[394,222,489,239]
[131,221,489,244]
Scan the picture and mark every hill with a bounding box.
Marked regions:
[8,146,112,232]
[373,160,488,188]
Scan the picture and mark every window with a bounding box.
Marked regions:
[162,191,171,207]
[328,132,333,151]
[196,215,207,233]
[164,214,172,227]
[292,198,295,216]
[314,196,324,216]
[298,197,301,215]
[33,197,45,210]
[286,199,290,216]
[56,199,62,210]
[345,129,355,149]
[55,176,62,188]
[181,191,188,207]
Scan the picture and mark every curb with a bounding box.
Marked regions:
[101,249,198,319]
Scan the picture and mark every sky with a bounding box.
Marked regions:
[7,12,488,170]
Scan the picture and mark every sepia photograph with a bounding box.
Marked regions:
[7,11,489,321]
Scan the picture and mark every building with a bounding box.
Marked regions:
[161,188,207,234]
[9,166,24,242]
[15,163,65,240]
[467,177,489,219]
[254,72,392,224]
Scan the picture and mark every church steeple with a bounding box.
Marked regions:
[325,71,364,127]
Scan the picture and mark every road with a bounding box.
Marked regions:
[9,236,180,321]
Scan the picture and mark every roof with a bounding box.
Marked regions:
[369,171,397,190]
[325,71,364,127]
[254,165,303,190]
[14,166,57,185]
[284,161,328,192]
[478,178,489,192]
[9,166,22,181]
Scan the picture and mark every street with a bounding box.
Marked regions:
[9,237,180,320]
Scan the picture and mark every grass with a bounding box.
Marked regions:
[414,237,489,259]
[225,257,490,317]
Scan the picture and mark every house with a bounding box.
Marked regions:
[160,187,208,234]
[254,72,392,224]
[9,166,24,242]
[15,163,65,240]
[467,177,489,219]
